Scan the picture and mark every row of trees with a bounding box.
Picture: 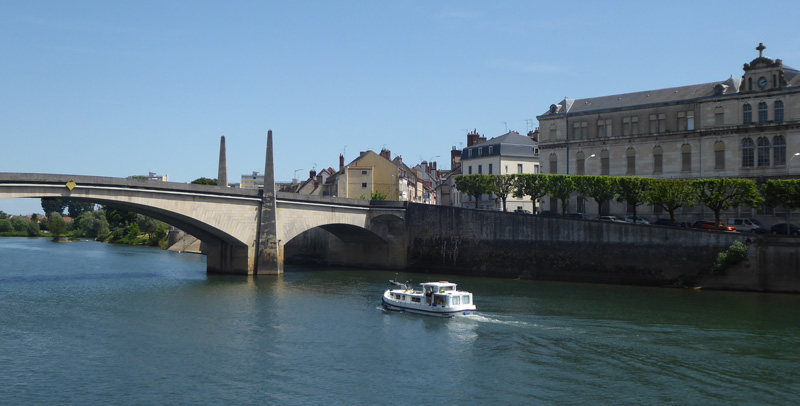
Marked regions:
[455,174,799,227]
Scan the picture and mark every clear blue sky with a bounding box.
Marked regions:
[2,1,798,215]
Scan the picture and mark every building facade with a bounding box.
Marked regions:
[536,44,800,223]
[460,130,541,211]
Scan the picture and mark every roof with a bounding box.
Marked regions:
[539,58,799,117]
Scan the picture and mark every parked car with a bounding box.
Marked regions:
[727,218,764,233]
[624,215,650,225]
[513,209,531,214]
[599,215,625,222]
[769,223,800,235]
[692,221,736,231]
[653,218,683,227]
[537,210,559,216]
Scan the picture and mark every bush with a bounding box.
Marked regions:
[711,241,749,275]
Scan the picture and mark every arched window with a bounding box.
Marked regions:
[742,138,754,167]
[743,104,752,124]
[774,136,786,166]
[549,153,558,174]
[626,148,636,175]
[714,141,725,170]
[757,137,770,167]
[758,102,768,123]
[652,146,663,174]
[681,144,692,172]
[775,100,784,123]
[600,150,610,176]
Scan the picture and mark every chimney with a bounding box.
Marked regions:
[528,127,540,142]
[451,147,461,168]
[339,154,344,170]
[380,148,391,160]
[309,169,316,179]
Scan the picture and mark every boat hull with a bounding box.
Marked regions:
[381,295,475,318]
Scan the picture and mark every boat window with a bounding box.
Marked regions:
[411,297,420,303]
[452,296,460,305]
[434,295,446,306]
[462,295,470,305]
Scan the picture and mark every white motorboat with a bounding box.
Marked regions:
[382,280,476,317]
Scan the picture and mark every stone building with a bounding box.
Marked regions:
[460,130,541,211]
[536,44,800,224]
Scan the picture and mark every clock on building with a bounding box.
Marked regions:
[758,76,767,89]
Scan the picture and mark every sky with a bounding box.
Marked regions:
[2,0,799,215]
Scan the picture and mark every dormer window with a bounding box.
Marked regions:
[488,146,494,155]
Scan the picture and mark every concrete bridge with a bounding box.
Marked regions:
[0,172,407,275]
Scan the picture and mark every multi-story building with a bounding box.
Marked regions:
[536,43,799,223]
[147,172,169,182]
[240,171,264,190]
[460,130,541,211]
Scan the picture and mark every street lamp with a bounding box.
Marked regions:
[789,152,800,174]
[585,154,596,175]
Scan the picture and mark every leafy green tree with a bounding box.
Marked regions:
[760,179,800,234]
[73,210,110,238]
[10,216,29,232]
[489,175,516,212]
[66,200,96,218]
[41,198,67,216]
[0,210,7,219]
[0,219,12,232]
[615,177,652,223]
[26,221,40,237]
[513,174,549,213]
[47,212,67,241]
[127,175,148,180]
[646,179,695,226]
[103,205,138,228]
[574,176,618,219]
[370,190,387,200]
[455,175,492,208]
[545,174,575,215]
[191,177,218,185]
[136,214,159,240]
[691,178,763,229]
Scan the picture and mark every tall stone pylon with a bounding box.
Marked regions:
[256,130,282,274]
[218,135,228,188]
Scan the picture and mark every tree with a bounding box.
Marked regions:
[26,221,40,237]
[41,198,67,216]
[455,175,492,208]
[0,219,11,232]
[615,177,652,223]
[10,216,28,232]
[513,174,549,213]
[645,179,695,226]
[0,210,7,219]
[73,210,110,238]
[574,176,618,219]
[127,175,147,180]
[691,178,762,229]
[47,212,67,241]
[370,190,387,200]
[66,200,96,218]
[489,175,517,211]
[103,205,137,228]
[136,214,159,240]
[191,177,218,185]
[761,179,800,234]
[545,174,575,215]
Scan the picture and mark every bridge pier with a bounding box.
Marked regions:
[205,242,252,274]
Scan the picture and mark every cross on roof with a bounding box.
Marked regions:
[756,42,766,57]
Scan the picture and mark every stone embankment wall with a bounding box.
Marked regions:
[404,204,799,293]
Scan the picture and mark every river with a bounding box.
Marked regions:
[0,237,798,405]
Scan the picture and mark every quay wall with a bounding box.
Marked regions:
[403,204,799,293]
